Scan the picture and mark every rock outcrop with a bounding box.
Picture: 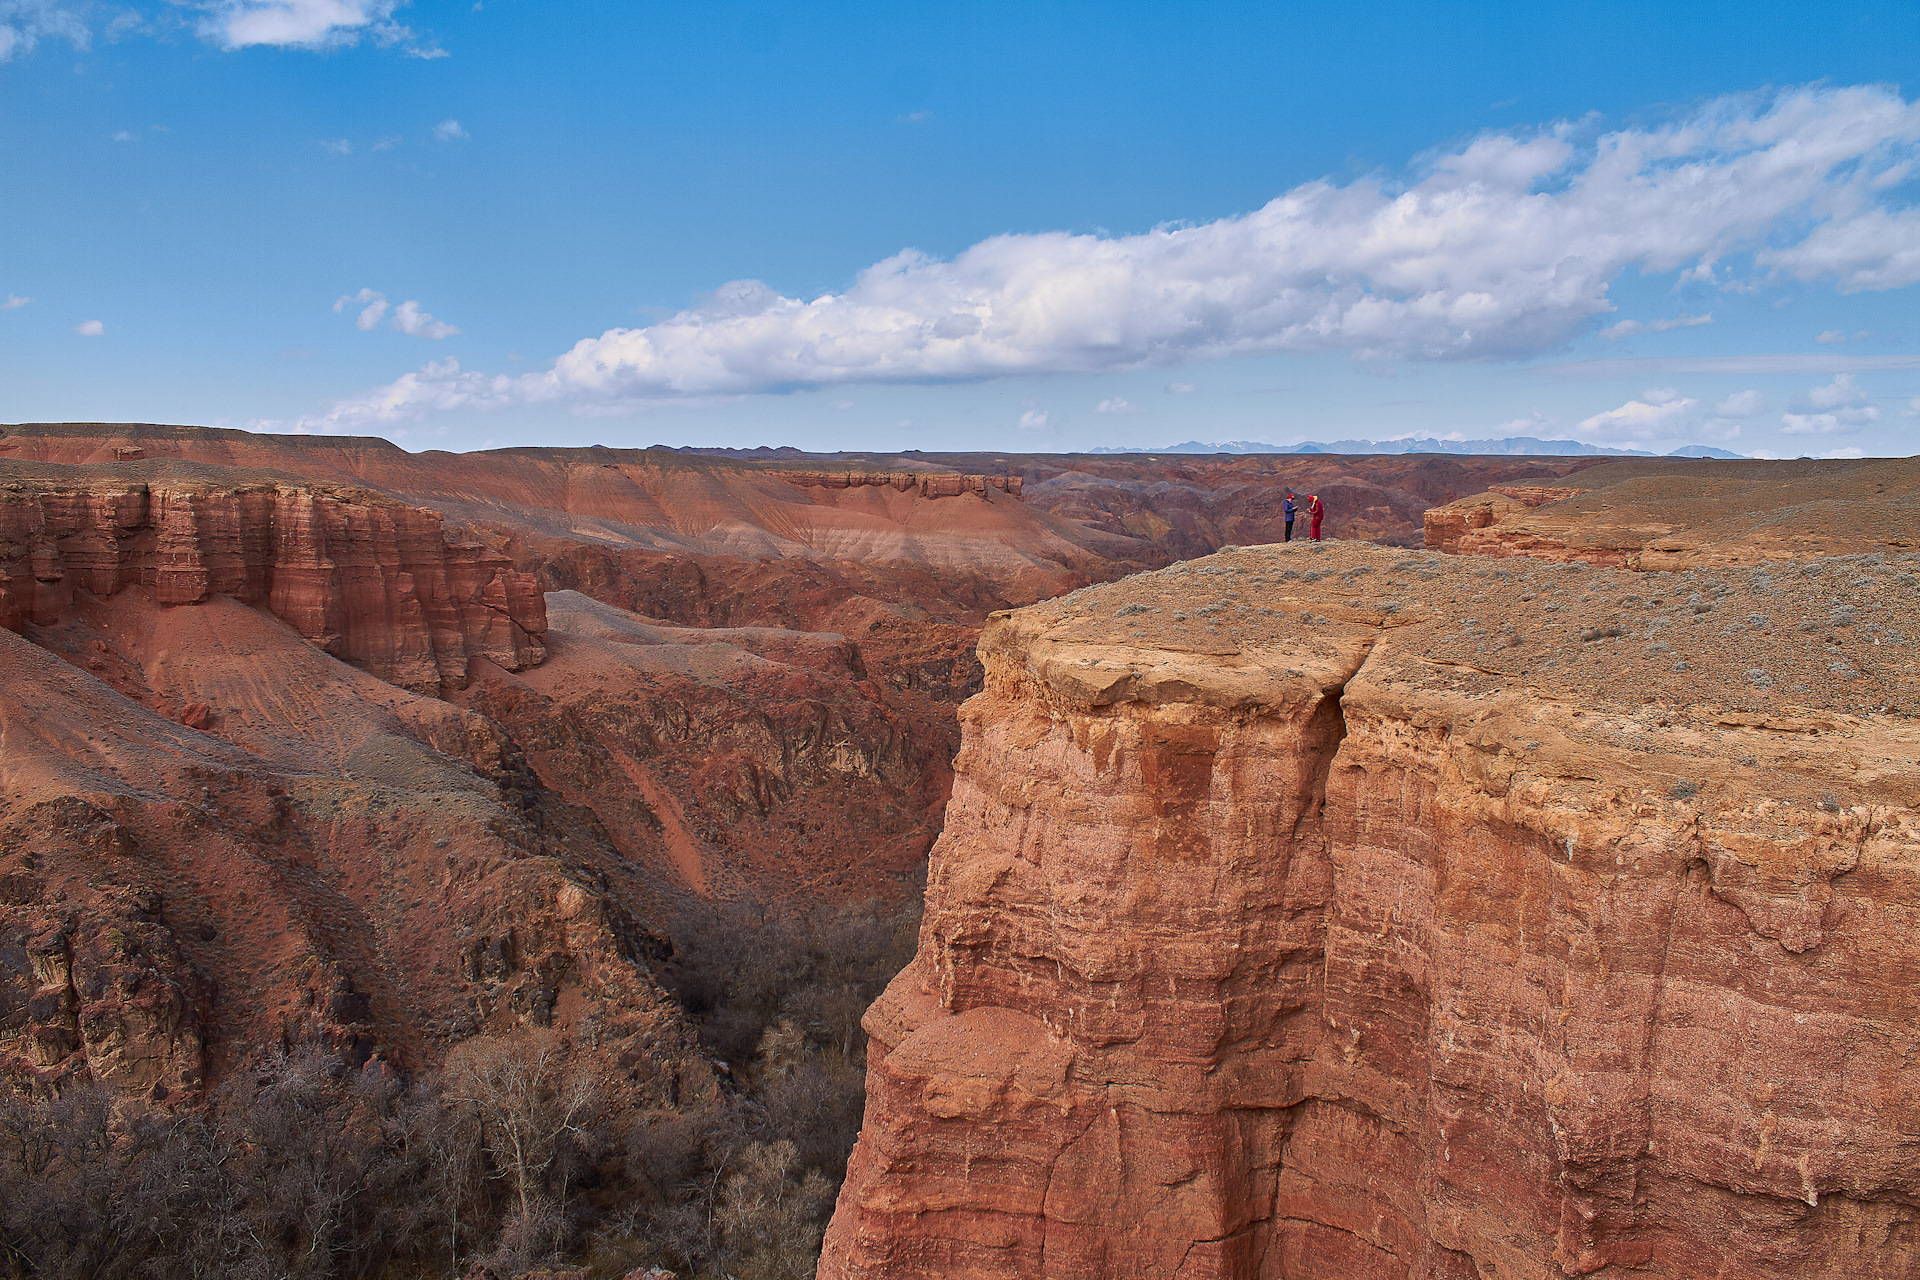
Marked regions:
[1425,456,1919,568]
[822,542,1920,1279]
[0,462,547,695]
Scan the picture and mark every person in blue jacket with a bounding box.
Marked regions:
[1283,492,1297,542]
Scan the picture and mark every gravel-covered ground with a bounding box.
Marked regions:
[1019,540,1920,719]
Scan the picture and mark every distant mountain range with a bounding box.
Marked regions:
[1090,437,1744,459]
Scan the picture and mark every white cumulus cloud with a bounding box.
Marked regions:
[1808,372,1868,410]
[1578,387,1697,440]
[1017,409,1050,431]
[74,319,104,336]
[433,118,468,142]
[2,294,31,310]
[1782,373,1882,433]
[293,83,1920,431]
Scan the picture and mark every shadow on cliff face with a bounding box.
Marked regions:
[661,882,926,1177]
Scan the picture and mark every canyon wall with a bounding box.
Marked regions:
[822,542,1920,1279]
[0,465,547,695]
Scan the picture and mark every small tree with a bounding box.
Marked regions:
[714,1140,835,1280]
[442,1030,599,1260]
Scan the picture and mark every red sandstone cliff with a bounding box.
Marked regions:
[822,542,1920,1279]
[1,463,546,695]
[0,458,952,1101]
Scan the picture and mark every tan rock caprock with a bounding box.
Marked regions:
[822,541,1920,1280]
[1424,455,1920,569]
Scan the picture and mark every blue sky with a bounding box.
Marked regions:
[2,1,1918,457]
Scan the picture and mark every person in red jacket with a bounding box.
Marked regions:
[1307,493,1325,541]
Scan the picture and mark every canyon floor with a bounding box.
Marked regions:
[1,426,1916,1279]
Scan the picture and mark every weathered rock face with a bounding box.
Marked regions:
[0,464,546,695]
[822,542,1920,1279]
[0,605,701,1102]
[453,590,955,902]
[779,469,1024,497]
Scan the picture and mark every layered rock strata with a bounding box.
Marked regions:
[780,470,1024,497]
[822,542,1920,1279]
[0,463,546,694]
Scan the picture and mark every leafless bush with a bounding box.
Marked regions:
[0,888,924,1280]
[714,1140,836,1280]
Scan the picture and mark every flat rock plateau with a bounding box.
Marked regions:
[2,422,1915,1279]
[821,457,1920,1279]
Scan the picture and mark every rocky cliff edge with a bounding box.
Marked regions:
[822,541,1920,1280]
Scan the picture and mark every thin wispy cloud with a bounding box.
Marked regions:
[391,299,459,338]
[1694,388,1769,440]
[74,319,104,336]
[1547,352,1920,378]
[1599,313,1713,339]
[3,294,33,310]
[293,84,1920,431]
[195,0,445,57]
[333,288,460,338]
[1713,389,1767,417]
[1095,397,1144,414]
[320,138,352,155]
[0,0,88,62]
[1578,388,1696,440]
[335,287,388,330]
[432,118,468,142]
[103,8,145,41]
